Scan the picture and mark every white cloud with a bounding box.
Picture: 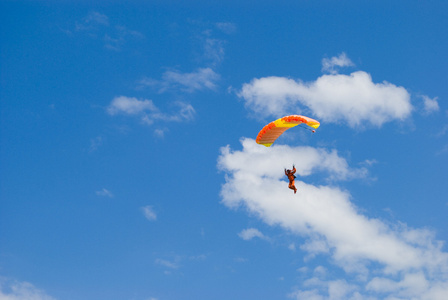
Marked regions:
[170,101,196,122]
[365,272,448,300]
[140,68,220,93]
[189,254,207,261]
[289,289,324,300]
[204,39,225,66]
[218,138,367,184]
[215,22,237,34]
[0,279,56,300]
[300,237,330,258]
[436,144,448,156]
[104,25,145,51]
[75,11,109,31]
[291,278,362,300]
[234,257,248,263]
[84,12,109,26]
[322,53,355,74]
[313,266,327,278]
[153,128,166,138]
[107,96,195,126]
[165,67,219,91]
[89,136,104,152]
[238,228,268,241]
[218,138,448,299]
[154,254,206,274]
[295,268,448,300]
[434,125,448,138]
[107,96,157,115]
[95,188,113,198]
[141,206,157,221]
[421,95,439,114]
[155,258,178,269]
[238,68,412,129]
[197,22,230,66]
[74,12,143,51]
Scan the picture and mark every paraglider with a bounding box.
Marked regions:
[255,115,320,147]
[255,115,320,193]
[285,165,297,194]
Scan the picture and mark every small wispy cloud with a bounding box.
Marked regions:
[192,20,232,67]
[153,128,167,138]
[141,205,157,221]
[189,254,207,261]
[155,258,178,269]
[74,11,144,51]
[288,243,296,251]
[436,144,448,156]
[89,136,104,152]
[104,25,145,51]
[107,96,157,116]
[204,38,225,66]
[321,52,355,74]
[238,228,269,241]
[154,253,206,275]
[0,278,56,300]
[290,277,358,300]
[75,11,109,31]
[234,257,248,263]
[137,21,228,94]
[421,95,439,114]
[215,22,237,34]
[361,159,378,167]
[434,125,448,138]
[313,266,328,277]
[96,188,114,198]
[300,237,330,258]
[107,96,195,127]
[139,68,220,93]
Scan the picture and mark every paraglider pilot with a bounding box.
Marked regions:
[285,165,297,194]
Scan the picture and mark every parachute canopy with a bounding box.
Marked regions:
[256,115,320,147]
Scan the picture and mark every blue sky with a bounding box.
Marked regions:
[1,1,447,299]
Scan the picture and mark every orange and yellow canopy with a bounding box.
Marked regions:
[256,115,320,147]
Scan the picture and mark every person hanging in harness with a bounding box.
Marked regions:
[285,165,297,194]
